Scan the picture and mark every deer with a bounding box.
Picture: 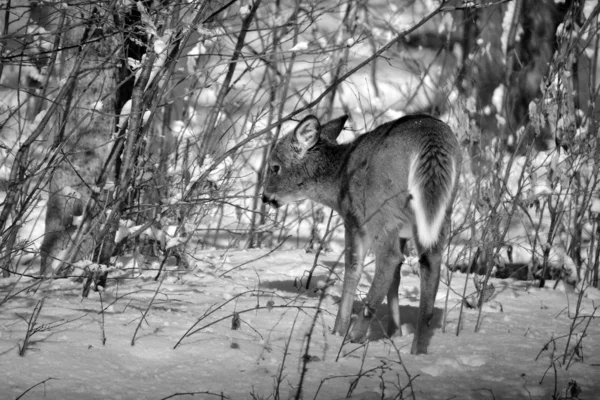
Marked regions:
[262,114,461,354]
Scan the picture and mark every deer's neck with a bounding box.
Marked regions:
[308,142,352,213]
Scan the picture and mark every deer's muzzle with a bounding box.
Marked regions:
[261,193,281,208]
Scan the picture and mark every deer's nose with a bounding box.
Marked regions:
[261,193,280,208]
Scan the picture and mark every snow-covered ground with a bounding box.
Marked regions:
[1,249,599,400]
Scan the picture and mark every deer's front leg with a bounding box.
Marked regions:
[349,234,402,343]
[333,224,367,336]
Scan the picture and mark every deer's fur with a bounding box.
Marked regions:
[262,114,461,354]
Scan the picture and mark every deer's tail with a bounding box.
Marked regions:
[408,144,457,249]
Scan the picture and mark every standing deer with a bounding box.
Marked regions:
[262,114,460,354]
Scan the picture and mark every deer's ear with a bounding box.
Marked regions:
[292,115,320,154]
[321,115,348,142]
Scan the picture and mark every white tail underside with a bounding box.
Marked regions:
[408,155,455,249]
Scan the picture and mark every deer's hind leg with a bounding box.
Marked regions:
[411,216,448,355]
[386,237,408,338]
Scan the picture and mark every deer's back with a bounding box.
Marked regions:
[336,115,458,231]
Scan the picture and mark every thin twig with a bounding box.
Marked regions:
[19,298,45,357]
[15,377,57,400]
[305,210,336,289]
[274,309,300,400]
[218,236,291,277]
[178,304,322,348]
[161,391,231,400]
[99,291,107,345]
[131,272,166,346]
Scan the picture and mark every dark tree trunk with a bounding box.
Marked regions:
[459,0,576,155]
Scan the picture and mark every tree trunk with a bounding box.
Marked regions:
[459,0,575,155]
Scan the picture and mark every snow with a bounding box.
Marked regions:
[1,249,599,399]
[1,1,599,398]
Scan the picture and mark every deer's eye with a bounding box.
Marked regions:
[270,163,281,175]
